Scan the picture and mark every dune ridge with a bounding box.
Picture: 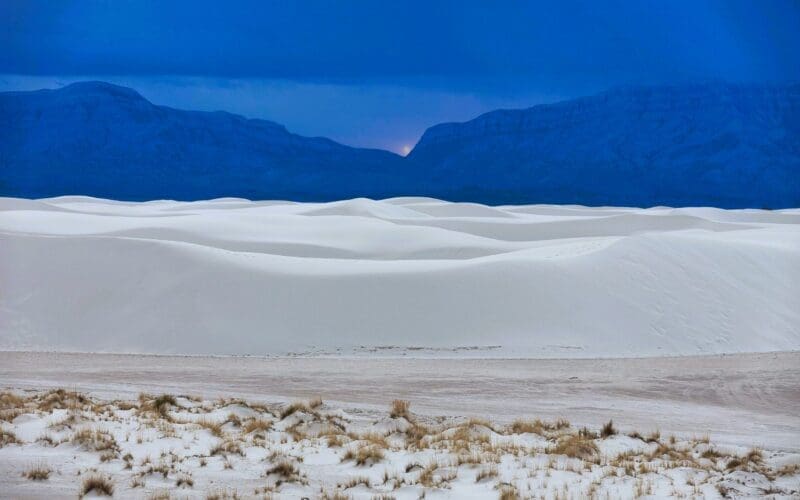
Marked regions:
[1,197,798,357]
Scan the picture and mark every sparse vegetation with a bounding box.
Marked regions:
[197,417,225,437]
[139,393,178,419]
[600,419,617,438]
[80,474,114,497]
[71,427,119,455]
[242,418,272,434]
[22,463,51,480]
[0,389,794,499]
[279,401,310,419]
[0,426,18,447]
[389,399,411,419]
[549,433,599,459]
[475,465,498,482]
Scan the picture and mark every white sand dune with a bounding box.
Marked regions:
[1,197,798,357]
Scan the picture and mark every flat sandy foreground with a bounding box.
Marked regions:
[1,351,799,498]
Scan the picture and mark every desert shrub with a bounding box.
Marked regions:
[80,474,114,496]
[23,463,51,480]
[205,488,241,500]
[549,434,599,459]
[279,401,309,420]
[266,460,301,483]
[475,465,499,482]
[357,445,384,466]
[336,475,369,490]
[600,420,617,438]
[71,427,119,455]
[389,399,411,419]
[0,391,25,410]
[139,393,177,418]
[210,438,243,457]
[176,473,194,487]
[196,417,224,437]
[243,418,272,434]
[39,389,89,412]
[0,427,18,447]
[498,485,520,500]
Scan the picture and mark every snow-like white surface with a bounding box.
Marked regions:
[1,196,799,356]
[1,390,798,499]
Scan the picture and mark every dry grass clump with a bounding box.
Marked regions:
[776,463,800,476]
[726,448,764,471]
[600,419,617,438]
[628,429,661,443]
[475,465,499,482]
[80,474,114,497]
[498,485,520,500]
[744,447,763,464]
[71,427,119,455]
[36,432,56,446]
[404,421,434,450]
[418,462,438,487]
[357,432,389,449]
[508,418,569,436]
[356,445,384,465]
[338,475,370,489]
[266,460,302,483]
[389,399,411,420]
[141,461,172,478]
[0,426,19,447]
[326,433,349,448]
[321,491,351,500]
[343,444,385,466]
[22,462,51,480]
[508,419,541,434]
[0,391,25,409]
[205,488,242,500]
[210,438,244,457]
[645,442,695,466]
[549,434,599,459]
[196,417,225,437]
[434,422,491,453]
[242,418,272,434]
[465,417,496,431]
[147,491,171,500]
[700,447,724,460]
[0,391,26,421]
[456,451,484,466]
[38,389,89,412]
[279,401,310,420]
[176,473,195,488]
[276,397,323,420]
[139,393,178,419]
[225,412,242,428]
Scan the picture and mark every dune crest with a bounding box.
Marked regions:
[1,197,798,357]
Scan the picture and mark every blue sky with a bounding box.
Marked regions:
[2,0,798,153]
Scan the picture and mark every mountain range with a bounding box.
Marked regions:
[1,81,798,207]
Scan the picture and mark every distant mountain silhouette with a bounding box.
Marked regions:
[409,83,800,208]
[0,81,406,201]
[1,81,798,207]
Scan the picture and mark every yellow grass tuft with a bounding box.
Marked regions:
[389,399,411,419]
[549,434,599,459]
[80,474,114,497]
[22,463,51,480]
